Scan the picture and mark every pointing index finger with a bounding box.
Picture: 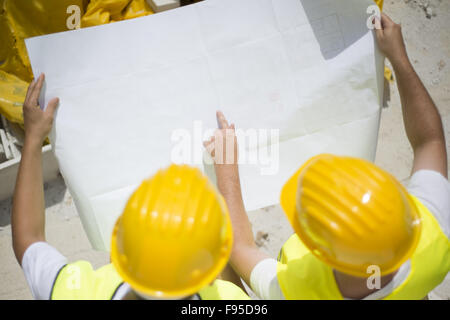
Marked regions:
[216,111,229,129]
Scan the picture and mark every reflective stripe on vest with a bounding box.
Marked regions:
[276,196,450,300]
[51,262,249,300]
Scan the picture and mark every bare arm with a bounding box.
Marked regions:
[204,111,269,286]
[12,74,59,264]
[375,13,447,178]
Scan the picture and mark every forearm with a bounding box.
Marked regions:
[216,166,255,248]
[216,166,269,284]
[392,57,446,150]
[12,137,46,264]
[209,111,270,285]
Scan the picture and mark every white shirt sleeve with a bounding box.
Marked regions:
[406,170,450,238]
[250,258,285,300]
[21,242,68,300]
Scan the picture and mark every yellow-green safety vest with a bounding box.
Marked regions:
[51,262,250,300]
[276,196,450,300]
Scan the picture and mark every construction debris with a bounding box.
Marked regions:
[0,115,21,163]
[404,0,438,18]
[432,77,441,85]
[255,231,269,248]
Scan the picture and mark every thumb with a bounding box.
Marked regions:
[374,16,383,38]
[45,97,60,117]
[374,16,382,30]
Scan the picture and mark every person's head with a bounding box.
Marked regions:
[281,154,422,278]
[110,164,233,299]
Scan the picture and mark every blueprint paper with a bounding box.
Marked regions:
[26,0,384,250]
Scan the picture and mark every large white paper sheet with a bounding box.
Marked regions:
[26,0,384,251]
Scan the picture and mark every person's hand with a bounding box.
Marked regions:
[23,74,59,145]
[374,13,408,66]
[204,111,242,198]
[204,111,238,165]
[204,111,239,179]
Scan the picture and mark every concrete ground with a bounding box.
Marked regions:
[0,0,449,299]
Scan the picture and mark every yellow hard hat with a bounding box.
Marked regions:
[280,154,421,277]
[110,164,233,298]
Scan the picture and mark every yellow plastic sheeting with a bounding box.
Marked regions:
[0,0,153,125]
[384,66,393,82]
[0,70,27,125]
[123,0,154,20]
[0,0,87,124]
[0,0,87,82]
[375,0,384,9]
[81,0,153,28]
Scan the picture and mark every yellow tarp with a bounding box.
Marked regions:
[0,0,88,83]
[0,0,152,125]
[81,0,153,27]
[0,0,87,124]
[0,70,27,124]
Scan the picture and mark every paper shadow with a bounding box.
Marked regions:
[299,0,372,60]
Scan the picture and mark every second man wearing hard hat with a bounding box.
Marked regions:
[204,13,450,300]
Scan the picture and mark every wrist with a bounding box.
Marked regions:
[215,165,240,190]
[215,164,239,179]
[23,135,44,151]
[389,52,411,71]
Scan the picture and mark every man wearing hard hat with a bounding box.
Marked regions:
[12,76,249,299]
[204,13,449,300]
